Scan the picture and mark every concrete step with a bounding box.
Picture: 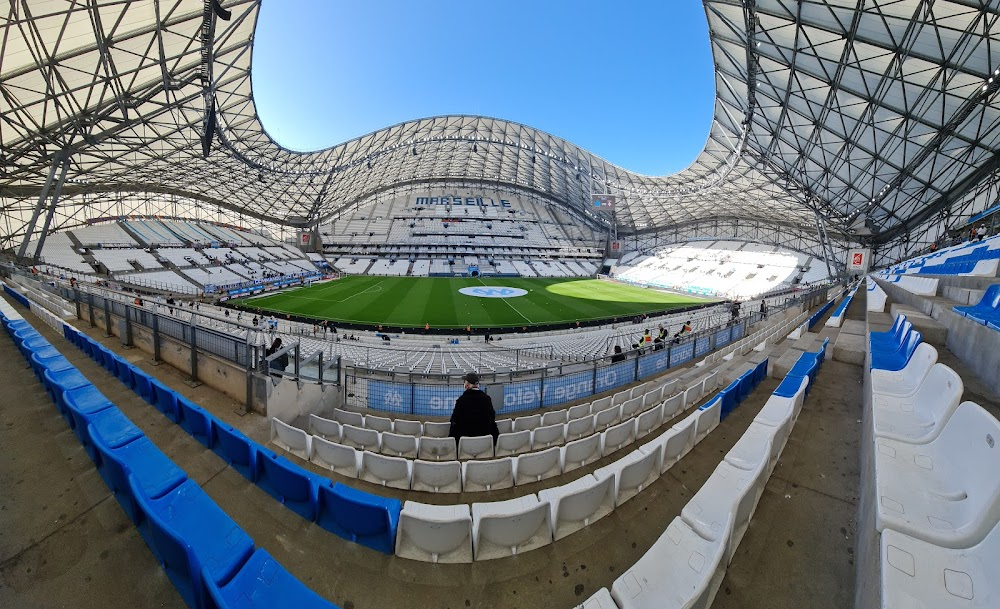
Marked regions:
[887,304,948,345]
[832,331,865,365]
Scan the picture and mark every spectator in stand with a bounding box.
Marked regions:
[611,345,626,362]
[265,337,288,376]
[759,300,768,318]
[449,372,499,444]
[977,224,987,241]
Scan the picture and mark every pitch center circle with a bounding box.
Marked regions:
[458,286,529,298]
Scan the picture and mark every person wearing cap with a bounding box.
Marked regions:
[449,372,499,444]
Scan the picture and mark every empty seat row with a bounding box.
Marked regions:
[864,312,1000,607]
[953,283,1000,331]
[867,277,887,312]
[582,348,817,607]
[0,294,338,609]
[825,282,859,328]
[52,310,405,558]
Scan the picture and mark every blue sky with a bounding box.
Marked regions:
[252,1,715,176]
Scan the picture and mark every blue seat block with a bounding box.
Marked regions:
[131,368,154,403]
[132,478,254,609]
[205,548,339,609]
[752,358,768,385]
[76,406,143,464]
[870,330,923,372]
[29,350,73,382]
[113,357,135,389]
[90,433,186,524]
[255,452,320,521]
[212,424,263,481]
[736,371,754,402]
[150,379,180,422]
[80,337,97,359]
[98,346,117,374]
[316,482,401,554]
[178,397,214,448]
[4,319,30,335]
[42,367,91,421]
[719,386,738,419]
[774,374,807,398]
[870,315,906,344]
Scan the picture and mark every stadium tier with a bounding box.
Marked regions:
[4,2,1000,609]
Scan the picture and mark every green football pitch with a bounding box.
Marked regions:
[230,276,714,329]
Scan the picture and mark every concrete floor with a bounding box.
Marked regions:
[0,291,884,609]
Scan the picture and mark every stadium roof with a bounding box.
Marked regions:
[1,1,999,248]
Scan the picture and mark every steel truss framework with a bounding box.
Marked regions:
[1,1,998,261]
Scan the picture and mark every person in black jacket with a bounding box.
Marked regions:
[449,372,499,444]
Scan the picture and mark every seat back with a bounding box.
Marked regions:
[603,419,636,455]
[621,397,643,419]
[684,382,704,408]
[636,403,664,439]
[411,459,462,493]
[531,423,565,448]
[552,475,615,536]
[271,418,311,460]
[661,392,684,418]
[911,364,964,425]
[178,396,214,448]
[590,396,612,412]
[665,417,697,467]
[332,408,364,427]
[541,410,567,426]
[514,446,562,483]
[565,415,596,442]
[255,453,320,520]
[360,451,410,489]
[513,414,541,432]
[395,502,473,563]
[417,436,456,461]
[463,457,514,491]
[392,419,422,436]
[495,430,532,456]
[364,415,392,433]
[422,421,451,438]
[562,434,601,472]
[310,437,358,477]
[307,414,341,441]
[380,432,418,458]
[212,424,260,481]
[341,424,380,451]
[458,435,495,459]
[568,402,592,420]
[594,404,621,430]
[617,449,659,498]
[473,499,551,560]
[980,284,1000,308]
[316,482,401,554]
[935,402,1000,499]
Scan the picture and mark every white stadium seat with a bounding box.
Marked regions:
[621,397,643,419]
[393,419,423,436]
[417,436,457,461]
[661,392,685,419]
[514,447,562,484]
[332,408,364,427]
[531,423,565,449]
[541,410,568,426]
[422,421,451,438]
[566,415,596,442]
[310,437,359,478]
[458,435,495,460]
[340,424,380,451]
[871,343,938,398]
[307,414,342,441]
[270,418,311,460]
[694,399,721,444]
[495,430,532,457]
[463,457,514,492]
[380,432,419,458]
[472,495,552,560]
[602,419,636,456]
[365,414,393,433]
[409,459,462,493]
[568,403,592,420]
[561,434,603,473]
[396,501,473,564]
[575,587,617,609]
[360,451,411,490]
[872,364,963,444]
[635,403,664,439]
[538,474,615,541]
[496,419,514,434]
[596,449,660,506]
[681,459,768,564]
[594,404,622,431]
[514,414,542,432]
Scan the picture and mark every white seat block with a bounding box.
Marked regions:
[417,436,457,461]
[566,415,596,442]
[872,364,963,444]
[880,522,1000,608]
[360,451,411,489]
[657,379,679,398]
[874,402,1000,549]
[463,457,514,492]
[630,384,648,400]
[458,435,496,460]
[703,371,719,393]
[392,418,423,436]
[562,434,602,473]
[870,342,938,398]
[307,414,341,442]
[539,474,615,541]
[532,423,566,449]
[422,421,451,438]
[684,382,705,408]
[641,391,661,412]
[309,437,359,478]
[575,587,617,609]
[725,422,776,474]
[596,449,660,506]
[590,396,612,412]
[332,408,363,427]
[603,419,637,456]
[694,399,721,444]
[380,432,418,458]
[682,459,768,564]
[665,416,698,468]
[365,414,393,433]
[472,495,552,560]
[611,517,728,609]
[514,447,562,484]
[270,418,311,460]
[612,390,630,406]
[541,410,568,426]
[636,403,664,439]
[411,459,462,493]
[621,397,643,419]
[395,501,473,563]
[495,430,532,457]
[594,405,622,431]
[340,424,380,451]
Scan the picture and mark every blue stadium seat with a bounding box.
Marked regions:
[254,452,321,521]
[89,432,186,524]
[42,367,91,422]
[736,370,754,402]
[870,315,906,344]
[178,396,215,448]
[954,284,1000,325]
[131,477,254,609]
[205,548,340,609]
[315,482,401,554]
[150,379,180,422]
[719,384,739,419]
[752,358,768,385]
[870,330,923,372]
[113,356,135,388]
[130,367,154,403]
[16,334,49,360]
[74,406,143,464]
[97,345,117,374]
[773,373,808,398]
[29,349,74,381]
[212,423,263,481]
[63,384,114,443]
[870,321,912,353]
